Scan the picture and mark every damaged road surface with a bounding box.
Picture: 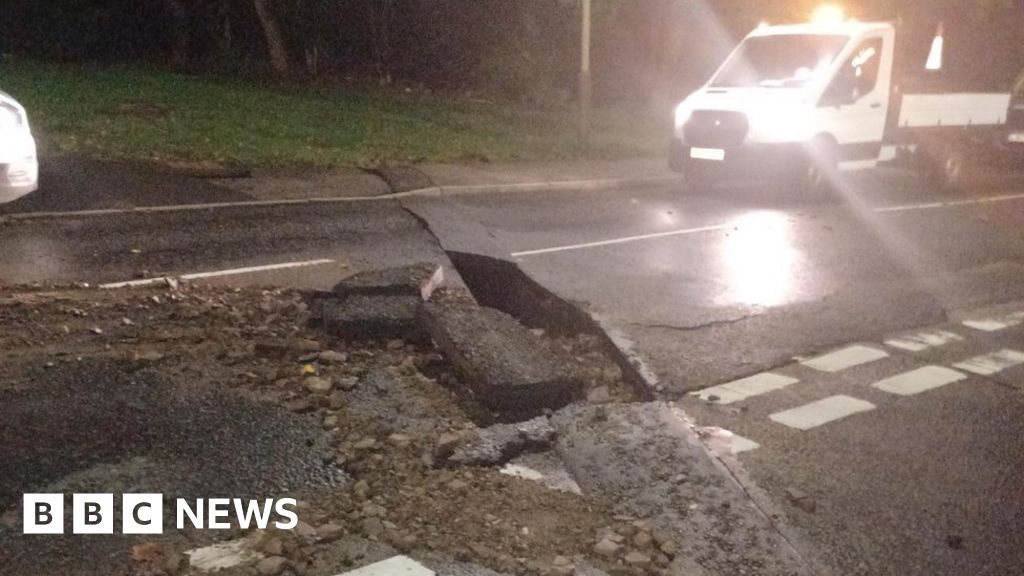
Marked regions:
[403,176,1024,576]
[3,273,788,576]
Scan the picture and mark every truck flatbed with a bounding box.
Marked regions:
[899,92,1011,128]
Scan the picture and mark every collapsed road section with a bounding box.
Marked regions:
[0,255,812,576]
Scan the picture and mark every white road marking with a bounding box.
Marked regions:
[953,349,1024,376]
[770,395,876,431]
[962,312,1024,332]
[963,319,1013,332]
[697,427,761,456]
[99,277,171,289]
[8,177,685,221]
[884,329,964,352]
[801,345,889,373]
[100,259,336,289]
[729,435,761,454]
[872,366,968,396]
[179,259,336,281]
[510,224,729,258]
[691,373,799,404]
[334,556,434,576]
[874,192,1024,214]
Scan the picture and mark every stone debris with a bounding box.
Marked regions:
[447,416,555,467]
[623,551,651,567]
[592,538,621,558]
[585,386,612,404]
[434,432,464,459]
[305,376,334,393]
[317,522,346,544]
[184,536,264,573]
[0,284,691,576]
[319,350,348,364]
[551,555,575,575]
[255,555,290,576]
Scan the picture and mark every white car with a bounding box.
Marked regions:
[0,90,38,203]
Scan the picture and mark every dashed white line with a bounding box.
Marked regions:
[100,258,336,289]
[953,349,1024,376]
[872,366,968,396]
[510,224,729,258]
[801,345,889,373]
[963,320,1012,332]
[873,192,1024,213]
[884,329,964,352]
[770,395,876,430]
[179,259,336,281]
[99,277,173,289]
[962,312,1024,332]
[691,373,799,404]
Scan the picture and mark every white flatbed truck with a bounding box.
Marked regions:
[669,16,1014,191]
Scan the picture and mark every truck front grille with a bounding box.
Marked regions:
[683,111,749,148]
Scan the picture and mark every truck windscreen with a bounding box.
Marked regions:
[711,34,850,89]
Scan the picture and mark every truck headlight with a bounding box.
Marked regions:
[674,103,693,130]
[0,104,24,130]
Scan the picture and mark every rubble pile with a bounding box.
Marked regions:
[0,279,651,576]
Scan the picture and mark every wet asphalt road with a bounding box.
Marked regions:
[3,163,1024,575]
[0,201,447,289]
[0,360,339,575]
[404,170,1024,576]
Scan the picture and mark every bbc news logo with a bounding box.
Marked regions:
[22,494,298,534]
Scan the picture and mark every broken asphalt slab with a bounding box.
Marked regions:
[418,302,582,414]
[329,263,446,300]
[309,264,450,342]
[552,402,812,576]
[312,294,425,342]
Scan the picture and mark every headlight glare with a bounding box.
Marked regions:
[674,103,692,130]
[0,104,24,130]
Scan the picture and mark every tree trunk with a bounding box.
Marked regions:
[252,0,290,76]
[165,0,189,67]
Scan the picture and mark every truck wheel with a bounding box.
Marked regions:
[797,139,839,198]
[933,148,968,191]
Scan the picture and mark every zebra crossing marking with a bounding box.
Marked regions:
[769,395,876,430]
[872,366,968,396]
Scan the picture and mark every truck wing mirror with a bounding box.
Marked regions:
[926,23,944,71]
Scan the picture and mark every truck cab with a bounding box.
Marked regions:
[670,17,1011,192]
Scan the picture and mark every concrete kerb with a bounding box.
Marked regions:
[3,175,684,221]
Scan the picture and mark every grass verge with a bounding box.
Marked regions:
[3,59,667,169]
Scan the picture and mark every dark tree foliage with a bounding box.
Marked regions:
[0,0,1021,104]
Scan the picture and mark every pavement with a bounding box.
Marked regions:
[0,155,681,216]
[2,153,1024,575]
